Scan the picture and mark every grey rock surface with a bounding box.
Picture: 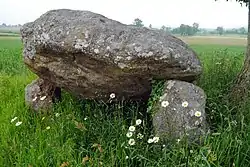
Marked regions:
[21,9,202,101]
[152,80,208,144]
[25,78,61,111]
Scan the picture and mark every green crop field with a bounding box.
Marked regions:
[0,36,250,166]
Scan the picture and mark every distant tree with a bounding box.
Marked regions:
[216,26,224,35]
[133,18,144,27]
[186,25,194,36]
[1,23,6,27]
[171,27,181,34]
[149,24,152,29]
[161,25,167,31]
[238,27,247,34]
[199,28,208,34]
[193,22,199,33]
[166,27,172,32]
[179,24,187,36]
[179,24,195,36]
[225,28,238,34]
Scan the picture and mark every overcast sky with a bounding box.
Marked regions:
[0,0,248,29]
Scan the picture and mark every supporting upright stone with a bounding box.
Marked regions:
[25,78,61,111]
[152,80,208,144]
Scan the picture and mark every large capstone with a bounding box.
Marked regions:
[152,80,208,144]
[20,9,202,101]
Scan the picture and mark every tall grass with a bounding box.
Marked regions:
[0,38,250,166]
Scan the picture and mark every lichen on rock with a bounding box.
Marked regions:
[152,80,208,144]
[20,9,202,103]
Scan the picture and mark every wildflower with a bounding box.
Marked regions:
[126,132,133,138]
[125,156,129,159]
[190,150,194,153]
[163,144,166,147]
[177,139,181,143]
[128,126,135,132]
[153,136,160,143]
[135,119,142,126]
[15,121,22,126]
[137,133,144,139]
[32,96,37,102]
[231,120,237,126]
[40,96,47,101]
[237,139,242,145]
[84,117,88,121]
[55,113,60,117]
[11,117,18,123]
[46,126,50,130]
[110,93,115,99]
[194,111,201,117]
[42,117,45,121]
[128,139,135,146]
[182,101,188,108]
[147,138,154,144]
[161,101,169,107]
[195,120,200,126]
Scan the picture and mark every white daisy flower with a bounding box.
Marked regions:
[11,117,18,123]
[46,126,50,130]
[32,96,37,102]
[84,117,88,121]
[194,111,201,117]
[135,119,142,126]
[55,113,60,117]
[128,139,135,146]
[110,93,115,99]
[161,101,169,107]
[125,156,129,159]
[40,96,47,101]
[137,133,144,139]
[147,138,154,144]
[182,101,189,108]
[153,136,160,143]
[195,120,200,126]
[128,126,135,132]
[15,121,22,126]
[126,132,133,138]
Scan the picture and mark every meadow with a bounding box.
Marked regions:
[0,36,250,167]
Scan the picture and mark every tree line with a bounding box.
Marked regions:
[132,18,247,36]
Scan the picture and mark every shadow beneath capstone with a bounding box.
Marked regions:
[55,89,155,136]
[81,98,153,131]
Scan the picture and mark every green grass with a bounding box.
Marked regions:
[190,44,245,54]
[0,38,250,167]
